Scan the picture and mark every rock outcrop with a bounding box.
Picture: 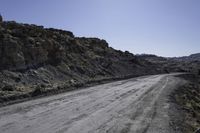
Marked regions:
[0,20,166,103]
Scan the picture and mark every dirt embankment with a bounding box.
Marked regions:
[171,74,200,133]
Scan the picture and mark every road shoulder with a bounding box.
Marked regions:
[170,74,200,133]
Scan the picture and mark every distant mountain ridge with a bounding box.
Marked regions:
[136,53,200,74]
[172,53,200,62]
[136,53,200,62]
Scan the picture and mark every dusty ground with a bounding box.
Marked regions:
[0,74,186,133]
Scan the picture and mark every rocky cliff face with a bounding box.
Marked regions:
[0,20,164,103]
[0,21,73,70]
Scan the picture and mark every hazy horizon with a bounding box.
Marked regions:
[0,0,200,57]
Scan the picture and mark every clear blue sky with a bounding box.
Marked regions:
[0,0,200,57]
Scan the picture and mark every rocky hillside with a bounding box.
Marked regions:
[172,53,200,62]
[137,54,200,74]
[0,19,165,103]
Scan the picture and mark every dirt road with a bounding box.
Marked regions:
[0,74,185,133]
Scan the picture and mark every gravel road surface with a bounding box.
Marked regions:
[0,74,185,133]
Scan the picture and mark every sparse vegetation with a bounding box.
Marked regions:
[172,74,200,133]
